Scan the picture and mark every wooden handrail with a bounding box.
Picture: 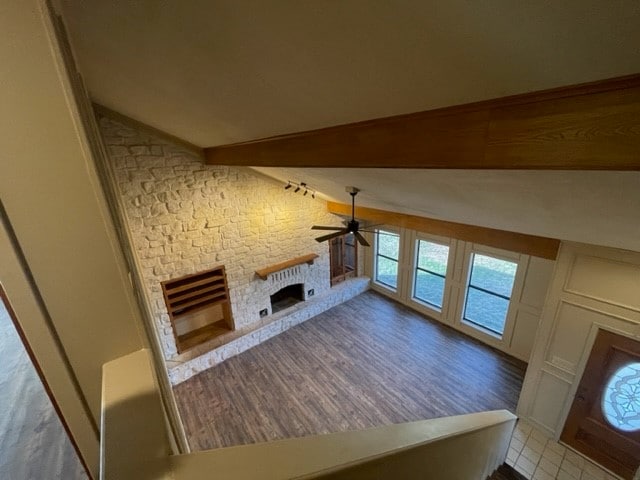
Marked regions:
[255,254,319,280]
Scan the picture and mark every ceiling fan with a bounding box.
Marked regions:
[311,187,379,247]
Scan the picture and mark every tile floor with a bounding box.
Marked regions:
[507,420,621,480]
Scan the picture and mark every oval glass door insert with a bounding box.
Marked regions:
[602,362,640,432]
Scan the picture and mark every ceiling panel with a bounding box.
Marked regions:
[59,0,640,146]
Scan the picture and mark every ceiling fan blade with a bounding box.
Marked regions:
[311,225,344,231]
[354,231,370,247]
[315,229,349,243]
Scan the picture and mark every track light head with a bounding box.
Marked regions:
[287,181,315,197]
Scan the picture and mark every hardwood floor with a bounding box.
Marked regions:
[174,291,527,451]
[0,301,87,479]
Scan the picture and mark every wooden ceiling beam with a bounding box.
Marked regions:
[205,74,640,170]
[327,202,561,260]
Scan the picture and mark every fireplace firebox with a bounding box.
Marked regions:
[270,284,304,314]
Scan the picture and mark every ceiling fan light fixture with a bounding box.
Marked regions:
[311,186,369,247]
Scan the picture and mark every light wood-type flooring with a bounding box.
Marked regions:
[0,301,87,479]
[174,291,527,451]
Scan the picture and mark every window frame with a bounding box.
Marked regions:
[372,227,401,292]
[367,229,535,359]
[458,244,524,342]
[410,234,452,314]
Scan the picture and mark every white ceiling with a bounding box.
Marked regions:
[252,168,640,252]
[59,0,640,147]
[57,1,640,252]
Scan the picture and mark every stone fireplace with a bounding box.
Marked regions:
[99,113,369,385]
[270,283,304,313]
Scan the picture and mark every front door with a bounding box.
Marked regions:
[561,329,640,479]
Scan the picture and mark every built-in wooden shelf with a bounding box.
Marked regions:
[161,266,234,353]
[255,253,319,280]
[176,319,232,352]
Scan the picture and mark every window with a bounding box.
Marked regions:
[463,253,517,336]
[602,362,640,432]
[374,230,399,289]
[413,239,449,310]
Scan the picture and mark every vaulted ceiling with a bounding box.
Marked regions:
[58,1,640,252]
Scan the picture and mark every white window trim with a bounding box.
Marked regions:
[453,243,527,351]
[370,226,402,297]
[366,228,546,361]
[406,231,456,323]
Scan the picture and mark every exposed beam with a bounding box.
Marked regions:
[327,202,560,260]
[205,74,640,170]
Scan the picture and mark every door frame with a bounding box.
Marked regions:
[558,320,640,445]
[560,328,640,478]
[0,215,99,478]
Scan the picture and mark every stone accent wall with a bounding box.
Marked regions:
[98,115,368,383]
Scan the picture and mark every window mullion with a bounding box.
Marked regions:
[416,266,446,279]
[467,284,511,301]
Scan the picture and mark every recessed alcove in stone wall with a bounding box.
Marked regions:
[98,114,368,384]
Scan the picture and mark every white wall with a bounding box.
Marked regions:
[365,228,554,362]
[517,242,640,436]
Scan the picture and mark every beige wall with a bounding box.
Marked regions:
[518,242,640,436]
[0,0,144,448]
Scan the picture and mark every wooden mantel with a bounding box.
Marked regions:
[255,254,319,280]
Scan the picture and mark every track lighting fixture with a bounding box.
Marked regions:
[284,180,316,199]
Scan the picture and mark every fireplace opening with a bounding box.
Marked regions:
[270,284,304,314]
